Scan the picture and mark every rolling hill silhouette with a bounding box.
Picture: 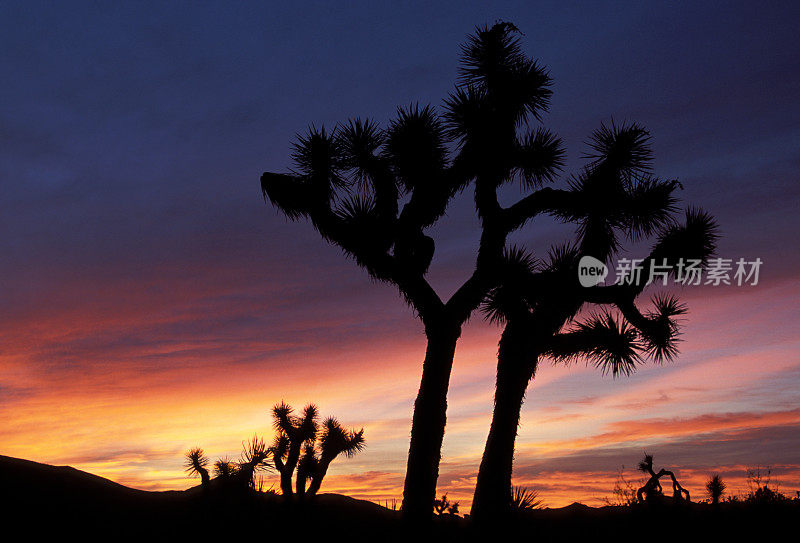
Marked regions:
[1,454,401,539]
[2,455,795,541]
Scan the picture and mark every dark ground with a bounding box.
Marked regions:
[1,455,795,541]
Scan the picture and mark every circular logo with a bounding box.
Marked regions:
[578,255,608,287]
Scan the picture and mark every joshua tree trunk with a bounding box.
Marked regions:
[402,323,461,521]
[279,458,296,498]
[296,469,307,499]
[306,458,331,498]
[471,321,537,520]
[199,468,210,488]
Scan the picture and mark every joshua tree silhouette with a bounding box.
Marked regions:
[270,402,319,498]
[269,402,364,500]
[470,122,717,518]
[261,22,589,519]
[304,417,365,498]
[185,447,211,488]
[433,493,460,516]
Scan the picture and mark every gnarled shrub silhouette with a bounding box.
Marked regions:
[636,454,690,504]
[269,402,364,500]
[744,467,789,504]
[603,468,639,507]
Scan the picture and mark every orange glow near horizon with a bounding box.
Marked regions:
[1,273,799,510]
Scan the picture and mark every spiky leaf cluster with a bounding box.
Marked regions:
[184,447,209,478]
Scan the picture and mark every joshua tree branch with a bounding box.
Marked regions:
[580,209,717,308]
[503,187,578,231]
[448,185,586,324]
[263,169,449,321]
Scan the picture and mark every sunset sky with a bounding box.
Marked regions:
[1,1,799,508]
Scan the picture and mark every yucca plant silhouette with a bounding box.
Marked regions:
[185,447,211,488]
[213,457,237,479]
[186,440,270,492]
[237,435,271,490]
[260,22,600,519]
[510,486,543,512]
[469,121,717,519]
[707,474,726,505]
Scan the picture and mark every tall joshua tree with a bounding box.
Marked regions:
[261,22,604,519]
[470,125,717,519]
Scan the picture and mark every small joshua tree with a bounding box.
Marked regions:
[237,435,271,489]
[304,417,365,498]
[185,447,211,488]
[269,402,365,500]
[270,402,319,498]
[186,438,271,492]
[433,493,459,516]
[706,474,726,505]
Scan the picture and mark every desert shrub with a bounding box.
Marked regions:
[603,467,639,507]
[744,467,789,504]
